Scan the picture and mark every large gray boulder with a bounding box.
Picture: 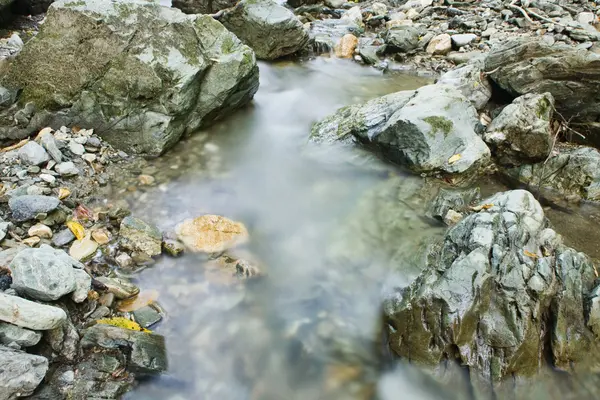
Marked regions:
[485,38,600,143]
[310,84,491,175]
[0,346,48,400]
[9,245,79,301]
[172,0,236,14]
[507,145,600,202]
[2,0,259,156]
[220,0,309,60]
[484,92,554,166]
[437,60,491,111]
[385,190,597,396]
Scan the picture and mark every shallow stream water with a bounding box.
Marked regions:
[119,59,600,399]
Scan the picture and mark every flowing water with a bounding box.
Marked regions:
[118,59,600,399]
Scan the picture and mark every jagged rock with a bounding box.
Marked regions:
[485,38,600,142]
[0,346,48,400]
[46,315,80,361]
[484,92,554,165]
[81,324,168,374]
[9,245,78,301]
[0,293,67,330]
[385,190,597,395]
[437,60,491,110]
[506,145,600,201]
[426,33,451,55]
[71,269,92,303]
[384,26,421,53]
[426,187,480,222]
[0,322,42,348]
[220,0,309,60]
[39,131,63,162]
[18,141,49,166]
[119,216,162,257]
[2,0,259,156]
[308,19,362,54]
[310,84,490,175]
[8,195,60,222]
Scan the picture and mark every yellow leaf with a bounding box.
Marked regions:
[470,203,494,212]
[58,187,71,200]
[523,250,539,259]
[66,220,85,241]
[96,317,150,332]
[448,154,462,164]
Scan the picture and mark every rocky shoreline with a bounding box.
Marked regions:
[0,0,600,398]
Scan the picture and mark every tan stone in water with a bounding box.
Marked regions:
[175,215,248,253]
[335,34,358,59]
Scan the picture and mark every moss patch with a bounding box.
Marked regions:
[422,116,453,136]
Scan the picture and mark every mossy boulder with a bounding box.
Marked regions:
[310,84,491,175]
[2,0,259,155]
[220,0,309,60]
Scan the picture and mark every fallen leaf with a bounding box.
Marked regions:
[73,204,94,221]
[58,187,71,200]
[116,290,159,312]
[96,317,150,332]
[470,203,494,212]
[524,250,539,259]
[66,220,85,241]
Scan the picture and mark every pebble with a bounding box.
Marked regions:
[116,253,134,269]
[0,292,67,330]
[91,228,111,245]
[55,161,80,176]
[94,276,139,299]
[69,236,98,261]
[451,33,477,48]
[426,33,452,55]
[39,173,56,184]
[18,142,50,166]
[28,223,52,239]
[138,174,155,186]
[82,153,96,163]
[68,141,85,156]
[22,237,41,247]
[52,228,76,247]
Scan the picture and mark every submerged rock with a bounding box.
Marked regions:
[0,346,48,400]
[0,292,67,330]
[2,0,259,156]
[507,145,600,202]
[485,38,600,141]
[220,0,309,60]
[119,216,162,257]
[310,84,490,175]
[81,324,168,374]
[386,190,597,395]
[175,215,249,253]
[9,245,79,301]
[484,92,554,166]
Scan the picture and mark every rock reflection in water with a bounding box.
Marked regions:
[122,59,438,399]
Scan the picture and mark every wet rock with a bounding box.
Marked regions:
[0,346,48,400]
[437,61,491,110]
[0,292,67,330]
[39,131,63,162]
[0,322,42,348]
[386,190,596,392]
[9,245,78,301]
[55,161,79,176]
[8,195,60,222]
[162,239,184,257]
[119,216,162,257]
[71,269,92,303]
[175,215,249,253]
[81,324,168,374]
[172,0,236,13]
[69,236,99,261]
[384,26,421,53]
[18,141,49,166]
[426,33,452,55]
[507,145,600,201]
[451,33,477,48]
[484,92,554,166]
[341,6,363,27]
[220,0,309,60]
[485,38,600,139]
[427,187,480,222]
[335,34,358,58]
[310,84,490,175]
[132,306,162,329]
[3,0,259,156]
[308,19,362,54]
[94,277,139,300]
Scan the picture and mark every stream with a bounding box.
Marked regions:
[119,59,600,399]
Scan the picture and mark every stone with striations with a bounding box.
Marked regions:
[0,322,42,348]
[8,195,60,222]
[0,346,48,400]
